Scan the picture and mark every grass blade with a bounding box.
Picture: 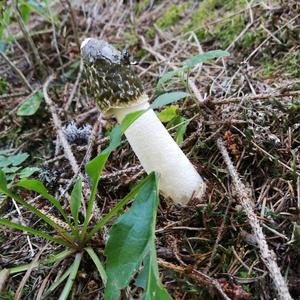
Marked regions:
[16,179,73,229]
[58,252,82,300]
[0,218,70,247]
[0,187,74,243]
[85,247,107,285]
[9,249,74,274]
[150,92,190,110]
[70,178,82,232]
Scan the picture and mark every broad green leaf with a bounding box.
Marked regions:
[9,249,74,274]
[151,92,190,110]
[104,172,159,300]
[17,91,43,116]
[0,149,14,155]
[19,167,40,178]
[85,247,107,285]
[2,167,22,173]
[0,218,70,247]
[16,179,72,229]
[87,175,152,238]
[44,265,72,297]
[70,178,82,229]
[182,50,230,68]
[158,105,178,122]
[8,153,29,166]
[19,0,54,24]
[0,156,10,168]
[58,252,82,300]
[139,243,172,300]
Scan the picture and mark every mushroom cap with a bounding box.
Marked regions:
[81,38,147,116]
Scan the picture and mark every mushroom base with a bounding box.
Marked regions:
[113,101,205,205]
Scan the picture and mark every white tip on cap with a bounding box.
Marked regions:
[80,38,93,50]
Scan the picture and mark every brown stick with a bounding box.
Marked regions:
[217,138,292,300]
[43,75,80,174]
[0,51,33,92]
[158,258,231,300]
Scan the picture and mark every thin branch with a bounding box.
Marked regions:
[216,138,292,300]
[64,59,84,111]
[43,75,80,174]
[209,90,300,106]
[0,51,33,92]
[158,258,232,300]
[14,2,47,78]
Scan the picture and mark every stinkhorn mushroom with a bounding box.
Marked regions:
[81,38,205,205]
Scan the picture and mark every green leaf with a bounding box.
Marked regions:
[70,178,82,229]
[182,50,230,68]
[19,0,54,24]
[175,117,190,145]
[8,153,29,166]
[19,167,40,178]
[104,172,159,300]
[0,169,8,192]
[9,249,73,274]
[19,3,31,23]
[158,105,178,123]
[139,243,172,300]
[16,179,72,229]
[17,91,43,116]
[157,69,185,88]
[87,175,153,238]
[58,252,82,300]
[85,247,107,285]
[0,218,70,247]
[0,149,14,155]
[0,156,10,168]
[1,185,73,241]
[1,167,21,174]
[151,92,190,110]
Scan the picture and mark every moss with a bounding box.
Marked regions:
[155,3,190,29]
[134,0,152,16]
[261,51,300,78]
[240,28,265,49]
[214,15,245,48]
[184,0,247,43]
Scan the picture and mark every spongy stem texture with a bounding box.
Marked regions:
[113,102,205,205]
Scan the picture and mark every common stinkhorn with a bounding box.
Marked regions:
[81,38,205,205]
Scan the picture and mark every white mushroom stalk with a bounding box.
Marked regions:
[81,38,205,205]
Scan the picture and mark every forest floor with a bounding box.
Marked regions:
[0,0,300,299]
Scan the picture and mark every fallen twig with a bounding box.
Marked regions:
[0,51,33,92]
[43,75,80,174]
[217,138,292,300]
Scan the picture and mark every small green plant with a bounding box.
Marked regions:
[0,111,172,300]
[0,0,57,49]
[0,149,39,189]
[157,50,229,90]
